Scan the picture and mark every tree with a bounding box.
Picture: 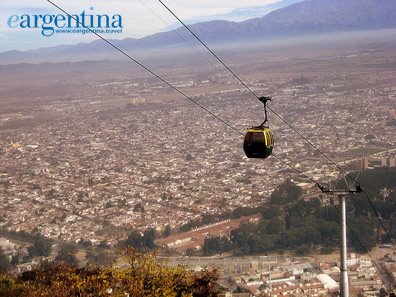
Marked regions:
[28,233,52,258]
[270,180,302,205]
[317,220,339,244]
[203,236,231,255]
[185,153,194,161]
[231,222,257,255]
[260,206,280,219]
[231,222,277,255]
[347,167,396,199]
[185,248,196,256]
[10,252,20,267]
[319,206,339,223]
[163,225,171,237]
[295,245,310,256]
[55,243,78,266]
[124,230,143,249]
[251,235,275,253]
[85,248,115,267]
[379,287,387,297]
[266,218,283,235]
[143,228,156,249]
[0,249,10,273]
[133,202,145,213]
[349,218,376,252]
[232,206,257,218]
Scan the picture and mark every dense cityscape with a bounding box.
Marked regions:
[0,31,395,296]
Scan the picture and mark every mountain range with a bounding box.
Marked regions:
[182,0,304,23]
[1,0,396,64]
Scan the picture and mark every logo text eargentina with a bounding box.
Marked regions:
[7,7,123,37]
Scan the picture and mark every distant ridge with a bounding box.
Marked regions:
[1,0,396,64]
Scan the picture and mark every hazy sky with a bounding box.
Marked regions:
[1,0,282,52]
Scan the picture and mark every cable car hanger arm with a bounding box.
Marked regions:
[258,96,271,128]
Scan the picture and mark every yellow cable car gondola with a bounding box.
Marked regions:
[243,96,274,159]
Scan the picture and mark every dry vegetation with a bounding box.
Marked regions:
[0,249,219,297]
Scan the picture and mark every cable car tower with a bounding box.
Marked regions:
[318,175,364,297]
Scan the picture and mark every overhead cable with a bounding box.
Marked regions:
[157,0,395,248]
[46,0,378,258]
